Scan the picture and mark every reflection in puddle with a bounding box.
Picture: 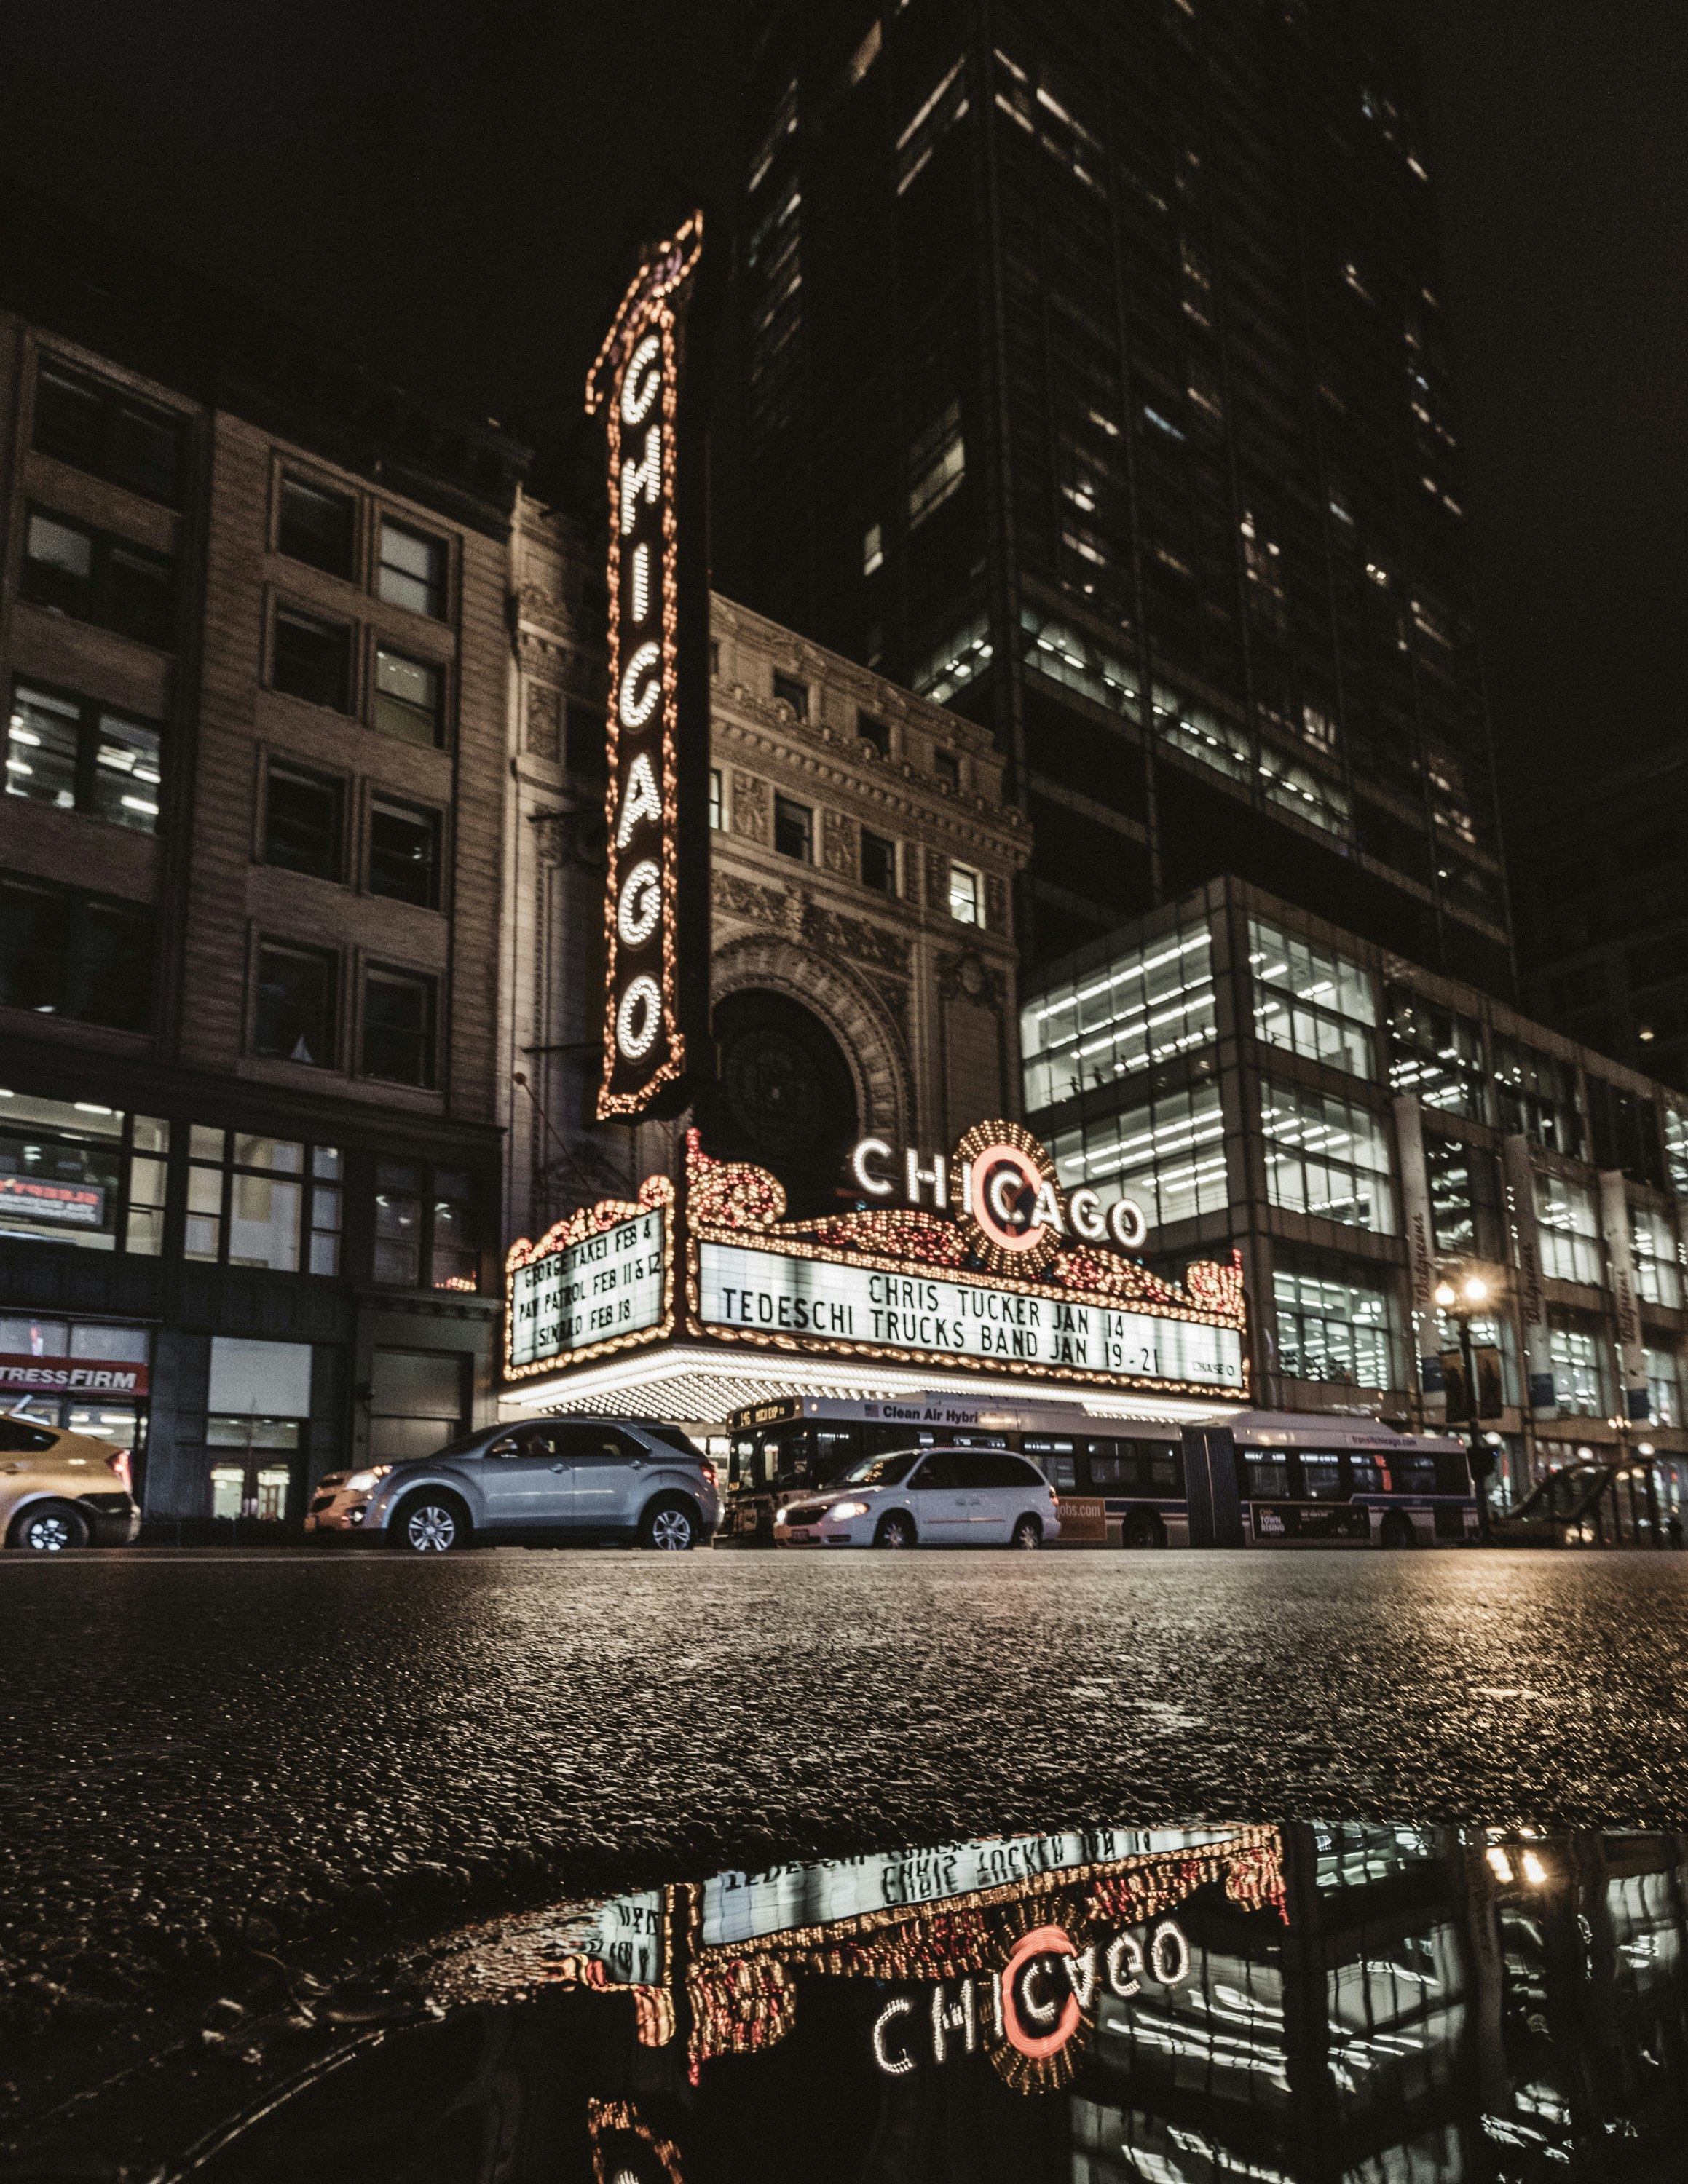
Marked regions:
[170,1824,1686,2179]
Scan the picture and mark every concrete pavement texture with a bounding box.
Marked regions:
[2,1546,1685,2153]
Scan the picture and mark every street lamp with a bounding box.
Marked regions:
[1435,1273,1493,1543]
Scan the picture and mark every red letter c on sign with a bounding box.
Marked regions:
[1001,1925,1082,2060]
[969,1142,1046,1255]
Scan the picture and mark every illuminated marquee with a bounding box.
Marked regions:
[504,1176,676,1380]
[503,1123,1247,1401]
[585,213,712,1120]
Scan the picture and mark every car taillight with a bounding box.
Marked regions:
[701,1458,719,1486]
[106,1447,133,1495]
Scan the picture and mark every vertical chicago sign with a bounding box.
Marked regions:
[585,213,713,1119]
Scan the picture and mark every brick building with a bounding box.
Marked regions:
[0,202,528,1530]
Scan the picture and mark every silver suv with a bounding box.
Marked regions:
[304,1417,719,1553]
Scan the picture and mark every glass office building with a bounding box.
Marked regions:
[1022,878,1688,1503]
[722,0,1510,989]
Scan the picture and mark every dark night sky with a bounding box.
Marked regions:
[1,1,1682,819]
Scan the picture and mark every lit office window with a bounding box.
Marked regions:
[1547,1315,1607,1417]
[379,521,446,619]
[948,863,982,925]
[709,768,725,831]
[862,522,883,575]
[1022,919,1215,1114]
[1533,1171,1603,1287]
[1493,1036,1582,1157]
[907,400,966,525]
[1274,1262,1397,1390]
[1631,1206,1683,1308]
[1049,1082,1228,1230]
[1424,1136,1504,1260]
[0,1093,167,1255]
[1644,1345,1682,1427]
[184,1130,340,1275]
[1387,989,1488,1119]
[1249,917,1376,1079]
[1665,1109,1688,1198]
[1261,1082,1395,1233]
[8,680,162,834]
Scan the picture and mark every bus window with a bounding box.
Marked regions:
[813,1428,859,1484]
[1242,1452,1291,1500]
[1351,1456,1386,1495]
[1023,1439,1077,1492]
[1435,1450,1473,1495]
[1299,1453,1346,1500]
[1086,1440,1129,1489]
[1394,1454,1437,1495]
[1144,1442,1183,1495]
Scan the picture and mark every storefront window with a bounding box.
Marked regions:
[1431,1310,1521,1409]
[0,1091,169,1253]
[1630,1206,1683,1308]
[1261,1082,1395,1233]
[1493,1036,1582,1157]
[1249,917,1376,1080]
[1022,915,1215,1112]
[1273,1260,1397,1390]
[1047,1080,1228,1230]
[186,1128,341,1275]
[1533,1171,1603,1287]
[1547,1314,1609,1417]
[208,1417,300,1524]
[1386,989,1488,1120]
[0,1316,149,1481]
[372,1160,479,1291]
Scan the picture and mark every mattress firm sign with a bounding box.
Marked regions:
[509,1211,666,1370]
[699,1241,1243,1388]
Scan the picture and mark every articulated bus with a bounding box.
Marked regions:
[725,1398,1478,1549]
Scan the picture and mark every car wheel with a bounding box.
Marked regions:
[1380,1511,1416,1550]
[874,1511,917,1548]
[640,1495,699,1551]
[1011,1514,1043,1550]
[11,1501,90,1552]
[1123,1508,1167,1550]
[394,1495,469,1553]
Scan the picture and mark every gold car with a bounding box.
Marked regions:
[1,1417,139,1551]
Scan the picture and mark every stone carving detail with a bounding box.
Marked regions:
[985,871,1008,934]
[534,808,606,871]
[926,847,948,913]
[711,870,912,976]
[936,947,1006,1008]
[731,771,770,845]
[822,808,854,876]
[526,684,561,760]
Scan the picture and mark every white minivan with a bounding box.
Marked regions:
[773,1445,1060,1549]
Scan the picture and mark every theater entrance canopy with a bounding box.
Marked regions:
[502,1126,1248,1426]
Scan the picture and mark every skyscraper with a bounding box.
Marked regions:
[718,0,1511,992]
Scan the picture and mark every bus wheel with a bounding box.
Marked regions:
[1380,1511,1416,1549]
[874,1511,917,1549]
[1123,1509,1166,1550]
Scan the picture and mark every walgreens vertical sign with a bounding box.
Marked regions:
[585,213,714,1120]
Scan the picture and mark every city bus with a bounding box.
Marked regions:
[1183,1414,1480,1549]
[725,1394,1196,1547]
[726,1397,1479,1550]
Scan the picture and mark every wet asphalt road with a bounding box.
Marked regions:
[3,1544,1687,2128]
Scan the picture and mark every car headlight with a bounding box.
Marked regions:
[773,1507,789,1525]
[345,1465,393,1494]
[827,1500,869,1522]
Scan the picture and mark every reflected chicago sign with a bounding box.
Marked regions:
[584,213,714,1120]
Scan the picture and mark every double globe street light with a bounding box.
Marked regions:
[1435,1271,1494,1543]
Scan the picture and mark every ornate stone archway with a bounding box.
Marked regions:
[711,933,912,1147]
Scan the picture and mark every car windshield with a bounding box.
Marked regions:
[835,1449,922,1488]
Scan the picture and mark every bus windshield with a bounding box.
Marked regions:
[836,1449,924,1488]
